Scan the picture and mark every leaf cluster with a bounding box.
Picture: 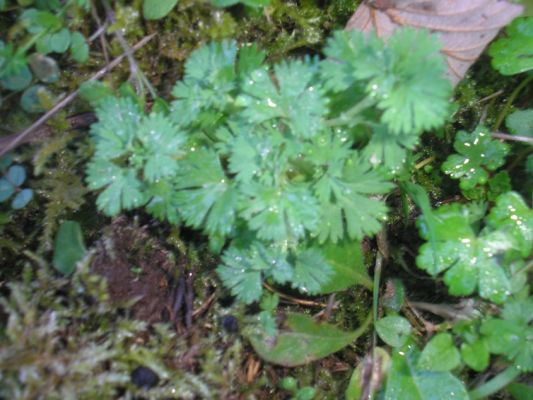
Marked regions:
[87,29,451,303]
[0,0,89,111]
[0,155,33,209]
[416,191,532,303]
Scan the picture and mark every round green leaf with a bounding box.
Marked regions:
[143,0,178,20]
[460,339,489,372]
[70,31,89,63]
[375,316,412,347]
[20,85,53,113]
[0,65,32,91]
[11,188,33,209]
[0,179,15,202]
[506,109,533,137]
[0,155,13,170]
[52,220,87,276]
[49,28,71,53]
[6,165,26,186]
[489,17,533,75]
[29,53,60,83]
[417,333,460,372]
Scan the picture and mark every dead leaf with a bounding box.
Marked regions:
[346,0,523,86]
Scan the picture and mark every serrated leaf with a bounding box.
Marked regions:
[11,188,33,209]
[376,316,412,348]
[237,58,326,138]
[489,17,533,75]
[319,240,372,292]
[143,0,178,20]
[237,44,266,76]
[417,333,460,371]
[240,182,319,243]
[87,160,145,216]
[137,113,186,182]
[363,125,418,171]
[314,155,392,242]
[171,41,237,126]
[175,149,236,237]
[384,343,469,400]
[52,221,86,276]
[291,248,332,295]
[90,96,142,159]
[217,245,269,304]
[442,126,509,191]
[249,312,367,366]
[322,29,451,135]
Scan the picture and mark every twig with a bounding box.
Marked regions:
[415,156,436,170]
[263,282,328,307]
[492,131,533,145]
[101,0,156,99]
[476,89,503,104]
[0,34,156,157]
[493,75,533,131]
[192,292,216,318]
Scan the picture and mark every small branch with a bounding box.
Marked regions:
[324,96,376,127]
[492,131,533,145]
[469,365,521,400]
[101,0,157,99]
[493,75,533,131]
[263,282,328,307]
[0,34,156,157]
[415,155,435,170]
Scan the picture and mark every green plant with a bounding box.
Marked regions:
[489,16,533,75]
[0,154,33,209]
[0,0,89,111]
[86,28,451,304]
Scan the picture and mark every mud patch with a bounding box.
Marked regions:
[91,217,175,323]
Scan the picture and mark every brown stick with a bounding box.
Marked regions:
[0,33,156,157]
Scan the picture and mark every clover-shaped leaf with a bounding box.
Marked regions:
[416,203,514,303]
[489,17,533,76]
[442,126,509,190]
[481,298,533,372]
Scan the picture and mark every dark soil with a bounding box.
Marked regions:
[91,216,176,323]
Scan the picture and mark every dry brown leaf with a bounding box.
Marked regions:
[346,0,523,86]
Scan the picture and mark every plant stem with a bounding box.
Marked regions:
[492,132,533,145]
[101,0,157,99]
[469,365,521,400]
[493,75,533,131]
[325,96,376,127]
[0,34,156,157]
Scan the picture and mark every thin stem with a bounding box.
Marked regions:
[372,250,384,345]
[101,0,157,99]
[492,132,533,145]
[469,365,521,400]
[415,156,435,170]
[493,75,533,131]
[325,96,376,127]
[0,34,156,157]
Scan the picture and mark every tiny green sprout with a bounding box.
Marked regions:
[0,156,33,210]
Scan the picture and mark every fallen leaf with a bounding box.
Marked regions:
[346,0,523,86]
